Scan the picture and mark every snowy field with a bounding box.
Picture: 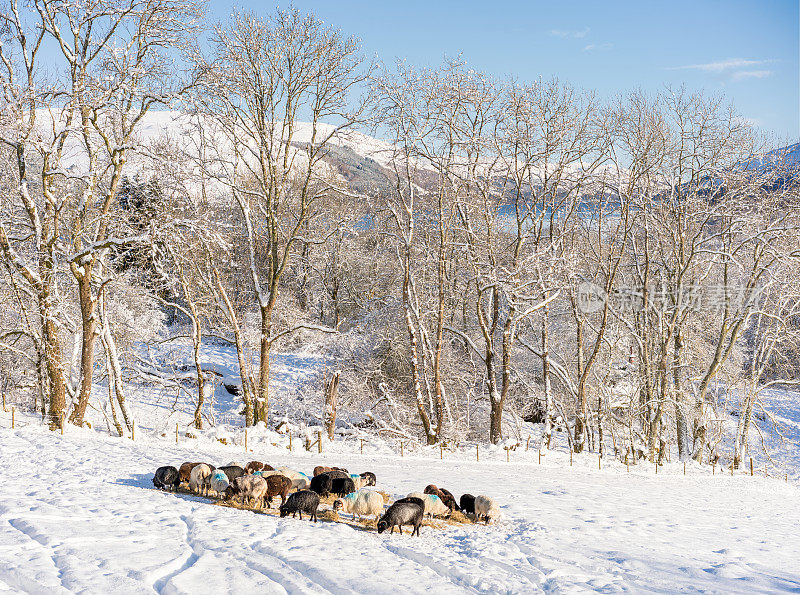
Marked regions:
[1,410,799,594]
[1,340,799,593]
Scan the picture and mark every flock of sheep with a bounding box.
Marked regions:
[152,459,500,536]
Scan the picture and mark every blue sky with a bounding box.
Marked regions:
[210,0,799,142]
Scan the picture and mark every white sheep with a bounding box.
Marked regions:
[209,470,230,496]
[405,492,450,517]
[333,490,385,521]
[275,467,310,491]
[474,495,500,524]
[349,474,369,490]
[189,463,213,496]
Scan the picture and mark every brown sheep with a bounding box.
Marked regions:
[424,484,460,511]
[244,461,265,474]
[313,465,333,477]
[264,474,292,508]
[179,462,202,483]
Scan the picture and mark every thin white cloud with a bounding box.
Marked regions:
[731,70,773,81]
[667,58,770,73]
[583,43,613,52]
[550,27,590,39]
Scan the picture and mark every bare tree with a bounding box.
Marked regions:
[190,8,371,425]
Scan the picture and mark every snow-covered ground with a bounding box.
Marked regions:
[1,406,800,593]
[2,339,800,593]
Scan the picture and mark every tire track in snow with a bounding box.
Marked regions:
[6,517,70,594]
[152,513,200,593]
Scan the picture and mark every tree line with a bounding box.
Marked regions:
[1,1,798,466]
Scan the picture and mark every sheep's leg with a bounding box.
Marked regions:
[398,525,403,535]
[298,510,303,520]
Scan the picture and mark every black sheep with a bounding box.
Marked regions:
[359,471,377,487]
[395,496,425,508]
[219,465,246,483]
[459,493,476,517]
[326,469,350,480]
[280,490,320,522]
[331,476,355,497]
[310,472,334,496]
[377,501,423,536]
[153,466,180,491]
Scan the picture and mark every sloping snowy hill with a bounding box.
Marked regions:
[1,410,799,593]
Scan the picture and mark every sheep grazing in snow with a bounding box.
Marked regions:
[405,492,450,518]
[349,474,369,490]
[359,472,377,487]
[474,495,500,524]
[280,490,320,522]
[310,472,334,496]
[331,476,356,497]
[179,462,202,484]
[395,496,425,509]
[225,475,268,508]
[459,494,476,517]
[153,466,180,491]
[324,469,350,480]
[424,484,459,511]
[244,461,265,474]
[377,501,423,536]
[274,467,310,490]
[313,465,333,477]
[292,472,311,491]
[219,465,246,483]
[189,463,214,495]
[333,490,385,522]
[264,474,292,508]
[209,470,230,496]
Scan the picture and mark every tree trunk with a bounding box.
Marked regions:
[323,371,339,440]
[541,305,553,449]
[255,303,272,425]
[40,287,67,430]
[69,272,98,426]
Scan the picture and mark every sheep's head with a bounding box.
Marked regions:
[223,486,237,500]
[377,519,388,533]
[279,506,289,518]
[332,499,343,511]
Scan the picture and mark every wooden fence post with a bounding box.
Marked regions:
[175,423,179,444]
[506,448,509,462]
[598,454,601,470]
[750,458,754,476]
[440,444,443,460]
[244,428,248,452]
[569,449,573,466]
[538,450,541,465]
[476,444,479,462]
[2,392,5,412]
[400,442,404,457]
[61,413,65,435]
[318,431,322,454]
[289,433,293,452]
[132,420,135,441]
[11,406,14,429]
[360,439,364,454]
[683,462,686,475]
